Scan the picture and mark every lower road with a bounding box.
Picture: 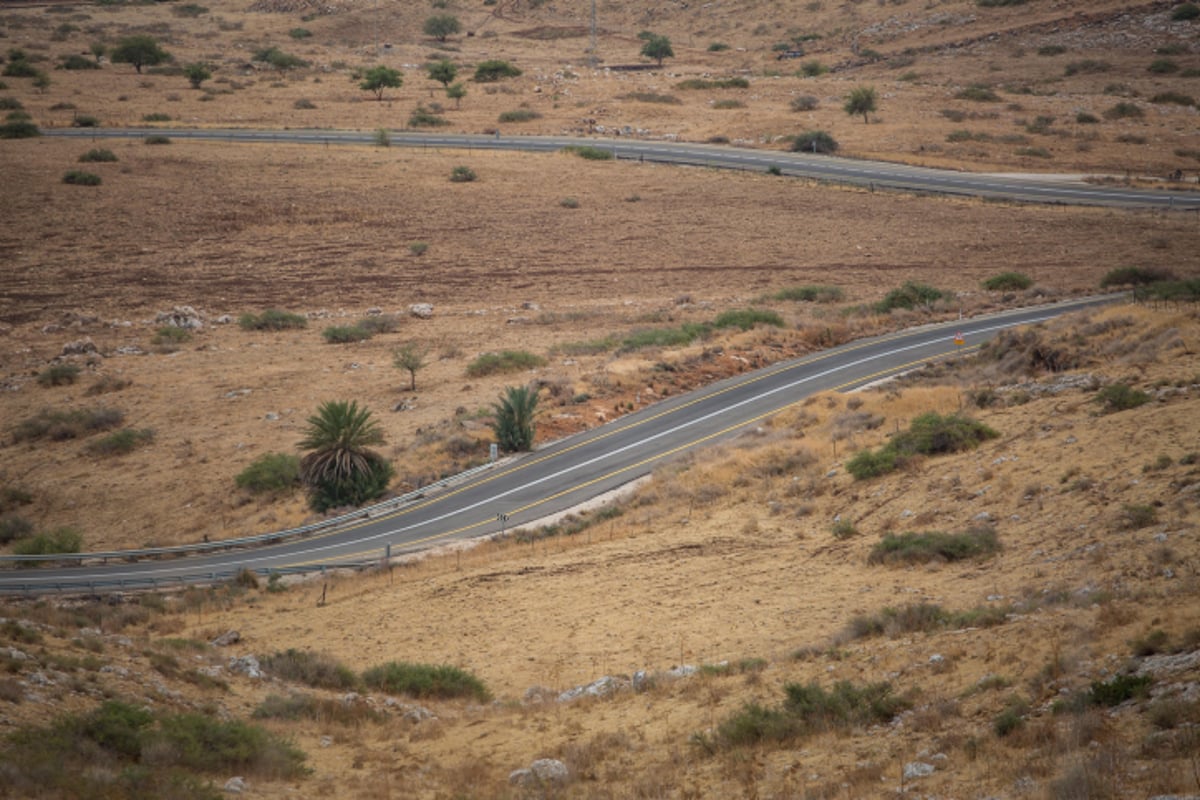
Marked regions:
[45,128,1200,210]
[0,297,1117,594]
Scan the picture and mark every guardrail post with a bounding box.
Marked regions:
[385,543,391,560]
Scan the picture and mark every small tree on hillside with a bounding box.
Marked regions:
[183,63,211,89]
[427,59,457,88]
[360,65,403,101]
[89,42,105,64]
[393,343,428,391]
[640,34,674,67]
[424,14,461,42]
[298,400,393,511]
[110,35,170,73]
[844,85,877,123]
[446,81,467,108]
[491,385,539,452]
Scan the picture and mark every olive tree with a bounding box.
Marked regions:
[424,14,461,42]
[844,85,877,124]
[110,35,170,73]
[360,65,402,101]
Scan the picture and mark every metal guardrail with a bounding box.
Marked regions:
[0,460,499,567]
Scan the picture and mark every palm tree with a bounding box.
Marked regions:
[491,385,540,452]
[298,400,392,510]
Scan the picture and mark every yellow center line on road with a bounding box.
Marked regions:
[283,347,977,568]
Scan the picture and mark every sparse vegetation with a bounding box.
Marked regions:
[956,84,999,102]
[1172,2,1200,20]
[408,105,449,127]
[473,59,521,82]
[982,272,1033,291]
[62,170,101,186]
[498,108,541,123]
[235,452,301,494]
[561,144,613,160]
[1094,383,1150,413]
[86,427,154,456]
[361,661,490,701]
[874,280,950,312]
[466,350,545,377]
[449,165,477,182]
[78,148,117,163]
[791,130,838,153]
[238,309,307,331]
[712,309,784,330]
[1104,101,1143,119]
[12,526,83,557]
[770,285,843,303]
[847,412,998,480]
[11,407,123,443]
[260,649,357,690]
[676,77,749,90]
[868,527,1001,565]
[36,363,81,387]
[252,46,307,70]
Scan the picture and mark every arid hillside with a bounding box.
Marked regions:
[1,0,1200,798]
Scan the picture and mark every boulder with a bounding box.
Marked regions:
[156,305,204,330]
[61,338,98,356]
[223,776,246,794]
[228,655,262,679]
[509,758,568,787]
[408,303,434,320]
[211,630,240,647]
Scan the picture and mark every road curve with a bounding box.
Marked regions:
[0,296,1119,594]
[44,128,1200,210]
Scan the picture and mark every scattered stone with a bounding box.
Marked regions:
[28,671,53,686]
[665,664,698,679]
[156,305,204,330]
[223,389,252,399]
[319,735,333,748]
[557,675,627,703]
[393,398,416,412]
[2,647,28,662]
[264,412,280,421]
[214,314,233,324]
[506,316,533,325]
[198,666,224,678]
[228,655,262,679]
[929,654,945,665]
[509,758,569,787]
[223,776,246,794]
[365,307,383,316]
[41,323,62,334]
[408,303,434,320]
[903,762,935,780]
[61,338,98,356]
[113,345,146,356]
[211,630,240,647]
[521,301,541,311]
[100,665,130,678]
[973,511,993,522]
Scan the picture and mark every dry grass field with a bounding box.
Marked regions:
[1,0,1200,798]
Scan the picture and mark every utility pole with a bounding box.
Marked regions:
[590,0,597,67]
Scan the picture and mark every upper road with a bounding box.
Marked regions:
[45,128,1200,210]
[0,297,1118,594]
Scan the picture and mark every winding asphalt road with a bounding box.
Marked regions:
[0,296,1118,594]
[45,128,1200,210]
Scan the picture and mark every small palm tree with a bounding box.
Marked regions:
[299,400,392,510]
[491,385,540,452]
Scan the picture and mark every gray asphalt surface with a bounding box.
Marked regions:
[0,296,1118,594]
[44,128,1200,210]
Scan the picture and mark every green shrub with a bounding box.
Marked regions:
[322,324,372,343]
[152,326,191,345]
[58,54,100,70]
[37,363,81,387]
[172,3,208,17]
[561,144,613,160]
[13,527,83,557]
[236,452,301,494]
[712,99,745,109]
[71,114,99,128]
[1094,383,1150,413]
[498,108,541,122]
[1148,58,1179,74]
[559,196,580,208]
[617,91,681,104]
[868,527,1001,565]
[152,712,307,777]
[253,692,382,725]
[1172,3,1200,20]
[238,309,307,330]
[449,164,477,182]
[993,704,1025,737]
[830,519,858,540]
[1104,102,1143,119]
[977,0,1027,5]
[288,27,312,39]
[1151,91,1195,106]
[79,147,118,163]
[260,649,357,690]
[0,486,34,512]
[846,602,1009,639]
[473,59,521,82]
[847,411,997,480]
[771,285,843,303]
[790,94,819,111]
[708,42,730,52]
[845,448,898,480]
[675,76,749,90]
[713,309,784,330]
[142,112,171,122]
[1135,278,1200,303]
[1064,59,1110,76]
[874,281,949,312]
[62,169,101,185]
[799,60,828,77]
[1075,111,1099,124]
[1055,674,1153,713]
[0,97,22,111]
[86,428,154,456]
[408,105,449,127]
[956,84,999,101]
[0,514,34,545]
[307,456,392,513]
[12,407,123,442]
[1037,45,1067,56]
[252,47,308,70]
[620,323,712,352]
[982,272,1033,291]
[791,130,837,153]
[466,350,546,377]
[144,134,171,145]
[361,661,490,701]
[1100,266,1175,288]
[1120,503,1158,529]
[2,60,40,79]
